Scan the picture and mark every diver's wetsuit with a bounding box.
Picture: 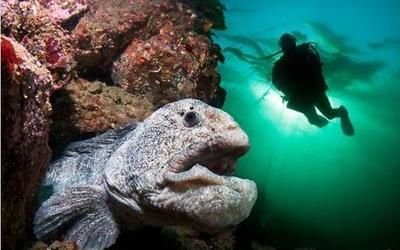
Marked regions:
[272,44,343,126]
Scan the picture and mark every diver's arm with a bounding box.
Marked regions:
[272,63,283,92]
[272,62,293,95]
[272,62,296,102]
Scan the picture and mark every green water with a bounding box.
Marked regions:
[216,0,400,249]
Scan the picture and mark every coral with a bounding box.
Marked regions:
[1,36,53,250]
[49,78,155,146]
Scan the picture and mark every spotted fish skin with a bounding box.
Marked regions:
[34,99,257,250]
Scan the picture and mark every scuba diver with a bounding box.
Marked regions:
[272,33,354,136]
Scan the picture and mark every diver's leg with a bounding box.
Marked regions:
[315,94,354,135]
[314,94,342,120]
[302,106,329,128]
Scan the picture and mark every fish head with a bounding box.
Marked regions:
[105,98,257,232]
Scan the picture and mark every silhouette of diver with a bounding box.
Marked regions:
[272,33,354,136]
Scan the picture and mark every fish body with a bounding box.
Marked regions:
[34,99,257,249]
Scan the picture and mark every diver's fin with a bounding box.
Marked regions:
[339,107,355,136]
[34,186,119,250]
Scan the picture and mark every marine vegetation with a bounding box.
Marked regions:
[322,52,385,88]
[368,37,400,50]
[305,20,361,55]
[182,0,227,30]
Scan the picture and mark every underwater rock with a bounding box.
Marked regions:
[1,0,77,89]
[209,86,227,108]
[1,1,227,248]
[165,227,235,250]
[112,24,221,104]
[74,0,223,104]
[50,78,155,146]
[1,35,53,250]
[34,99,257,250]
[1,0,20,35]
[31,240,77,250]
[73,0,167,72]
[36,0,90,29]
[250,241,277,250]
[180,0,227,31]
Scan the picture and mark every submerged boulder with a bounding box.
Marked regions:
[1,36,53,250]
[111,0,222,104]
[73,0,165,72]
[1,0,77,89]
[50,78,155,146]
[112,25,221,104]
[1,0,227,248]
[36,0,91,29]
[73,0,223,105]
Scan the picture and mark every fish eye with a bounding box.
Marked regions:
[183,111,201,127]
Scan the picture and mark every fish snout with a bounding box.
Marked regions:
[213,123,250,158]
[227,121,249,149]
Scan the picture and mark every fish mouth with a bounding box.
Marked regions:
[158,142,250,187]
[199,145,249,176]
[154,141,256,232]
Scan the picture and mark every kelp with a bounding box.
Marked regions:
[221,34,268,56]
[306,20,361,55]
[181,0,227,30]
[368,37,400,50]
[323,53,385,88]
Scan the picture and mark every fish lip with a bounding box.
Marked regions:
[172,143,249,175]
[158,143,250,187]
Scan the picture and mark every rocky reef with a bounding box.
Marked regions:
[1,35,53,250]
[49,78,155,146]
[1,0,77,88]
[1,0,226,249]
